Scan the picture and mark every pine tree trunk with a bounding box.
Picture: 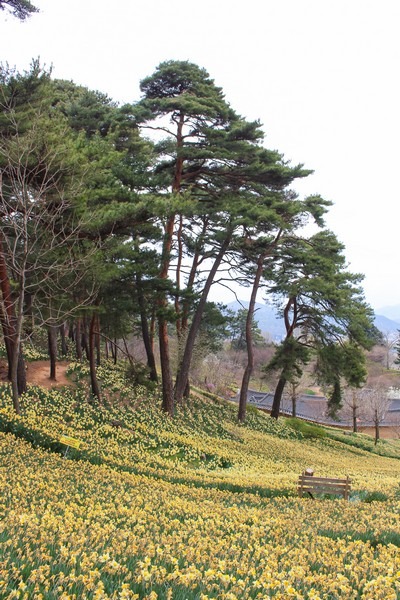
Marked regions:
[159,318,174,416]
[352,407,358,433]
[238,253,264,422]
[0,234,27,408]
[0,237,16,382]
[81,318,90,360]
[136,275,158,382]
[113,337,117,364]
[16,349,26,396]
[89,314,101,400]
[60,323,68,356]
[48,325,58,380]
[174,233,232,405]
[95,315,101,367]
[75,319,82,360]
[292,393,297,418]
[271,375,287,419]
[158,213,176,416]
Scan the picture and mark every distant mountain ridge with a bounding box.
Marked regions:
[226,300,400,340]
[375,304,400,324]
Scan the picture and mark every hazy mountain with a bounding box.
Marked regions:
[375,305,400,323]
[373,314,400,333]
[226,300,400,339]
[226,301,285,341]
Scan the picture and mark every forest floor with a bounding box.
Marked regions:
[0,359,71,389]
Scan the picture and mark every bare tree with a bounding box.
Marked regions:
[379,330,397,370]
[0,105,96,412]
[342,387,364,432]
[364,385,391,445]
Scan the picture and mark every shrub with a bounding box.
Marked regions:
[285,417,327,439]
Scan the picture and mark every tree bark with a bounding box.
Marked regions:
[89,313,101,400]
[75,318,82,360]
[81,318,90,360]
[159,318,174,416]
[113,337,117,364]
[352,397,358,433]
[174,232,232,405]
[292,390,297,418]
[60,323,68,356]
[136,274,158,382]
[0,232,26,410]
[48,325,58,380]
[158,213,176,415]
[238,253,264,422]
[95,314,101,367]
[271,375,287,419]
[374,409,379,445]
[158,110,185,415]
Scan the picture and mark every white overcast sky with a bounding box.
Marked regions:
[1,0,399,311]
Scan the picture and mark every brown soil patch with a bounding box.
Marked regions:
[0,359,72,389]
[26,360,72,389]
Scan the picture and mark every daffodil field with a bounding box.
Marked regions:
[1,362,400,599]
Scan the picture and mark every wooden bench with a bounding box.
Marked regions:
[298,472,351,500]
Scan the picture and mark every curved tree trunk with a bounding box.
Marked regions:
[238,253,265,422]
[271,375,287,419]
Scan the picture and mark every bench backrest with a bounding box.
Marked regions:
[298,474,351,500]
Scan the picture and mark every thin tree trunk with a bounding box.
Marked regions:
[1,229,27,409]
[48,325,58,380]
[16,349,26,396]
[292,390,297,418]
[159,318,174,416]
[175,214,183,340]
[81,318,90,360]
[25,292,34,336]
[174,232,232,405]
[113,337,117,364]
[136,274,158,382]
[158,213,176,416]
[0,235,17,383]
[89,313,101,400]
[238,253,265,422]
[60,323,68,356]
[374,409,379,445]
[352,392,358,433]
[75,318,82,360]
[95,314,101,367]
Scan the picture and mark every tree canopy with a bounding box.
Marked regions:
[0,59,375,422]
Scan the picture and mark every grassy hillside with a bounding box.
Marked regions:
[1,361,400,599]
